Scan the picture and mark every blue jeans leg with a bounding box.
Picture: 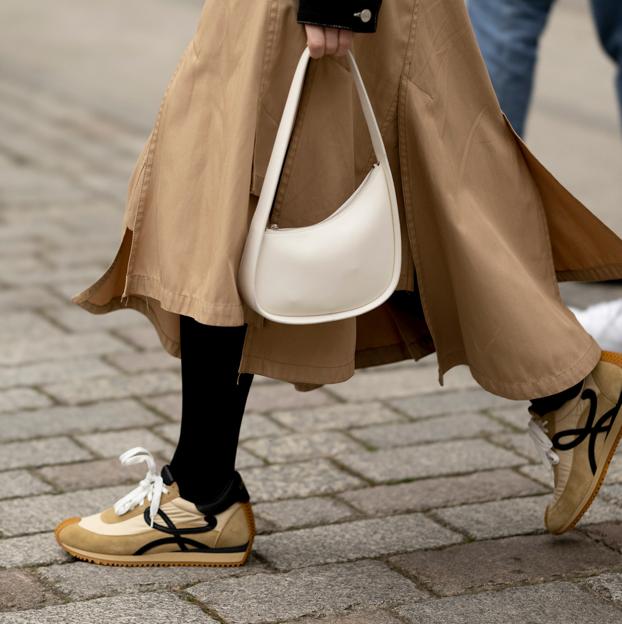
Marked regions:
[467,0,556,136]
[591,0,622,127]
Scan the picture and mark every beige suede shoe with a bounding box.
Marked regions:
[55,448,255,567]
[528,351,622,535]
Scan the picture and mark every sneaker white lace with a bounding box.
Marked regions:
[112,447,168,527]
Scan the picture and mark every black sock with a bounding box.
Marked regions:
[169,314,253,506]
[529,379,584,416]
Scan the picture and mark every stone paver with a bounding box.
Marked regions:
[0,357,116,390]
[270,401,406,432]
[395,582,622,623]
[584,572,622,604]
[0,333,131,366]
[42,371,181,405]
[0,437,92,471]
[39,558,265,601]
[242,460,364,503]
[0,485,129,536]
[0,400,161,442]
[75,428,174,459]
[246,383,336,412]
[280,612,404,624]
[338,439,525,483]
[243,431,366,463]
[339,469,547,515]
[435,495,622,540]
[0,533,71,568]
[254,496,356,531]
[0,569,61,612]
[0,593,219,623]
[391,533,620,596]
[187,561,425,624]
[348,413,506,449]
[0,469,53,500]
[36,457,148,491]
[329,366,477,402]
[255,514,462,570]
[583,521,622,552]
[389,389,517,419]
[0,388,52,413]
[2,1,622,622]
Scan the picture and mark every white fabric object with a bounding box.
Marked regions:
[570,298,622,352]
[113,447,168,527]
[237,46,401,325]
[528,415,560,469]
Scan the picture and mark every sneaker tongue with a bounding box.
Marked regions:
[161,464,175,486]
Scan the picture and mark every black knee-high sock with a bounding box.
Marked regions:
[169,314,254,506]
[529,379,584,416]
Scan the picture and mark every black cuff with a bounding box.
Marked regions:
[297,0,383,34]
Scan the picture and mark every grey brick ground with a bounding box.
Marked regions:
[0,593,219,623]
[0,486,129,536]
[0,389,52,413]
[74,428,174,458]
[0,569,61,611]
[338,439,525,482]
[388,389,517,419]
[0,533,71,568]
[435,495,622,540]
[0,357,116,390]
[255,514,462,570]
[0,470,53,499]
[396,582,622,623]
[187,561,425,623]
[0,400,161,442]
[241,460,364,502]
[281,613,404,624]
[0,437,92,471]
[42,370,181,404]
[284,609,400,624]
[348,412,506,448]
[243,431,366,463]
[2,1,622,622]
[254,496,356,531]
[270,401,406,432]
[390,533,620,596]
[38,558,265,601]
[339,469,547,515]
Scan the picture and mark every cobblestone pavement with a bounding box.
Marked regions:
[2,1,622,622]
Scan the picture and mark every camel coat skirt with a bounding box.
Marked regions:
[73,0,622,400]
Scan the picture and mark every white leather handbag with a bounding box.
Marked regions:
[237,46,401,325]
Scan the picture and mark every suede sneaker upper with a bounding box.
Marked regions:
[55,447,255,566]
[528,351,622,534]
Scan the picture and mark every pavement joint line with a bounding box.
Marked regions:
[176,590,230,624]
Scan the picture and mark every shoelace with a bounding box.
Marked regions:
[113,447,168,528]
[528,415,560,469]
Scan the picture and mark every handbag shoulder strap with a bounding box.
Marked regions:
[249,46,391,234]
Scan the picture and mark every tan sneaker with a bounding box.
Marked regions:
[528,351,622,535]
[55,447,255,566]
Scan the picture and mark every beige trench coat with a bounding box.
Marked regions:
[73,0,622,400]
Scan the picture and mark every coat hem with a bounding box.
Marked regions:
[239,353,355,387]
[122,274,247,327]
[557,265,622,283]
[72,293,182,359]
[454,338,602,401]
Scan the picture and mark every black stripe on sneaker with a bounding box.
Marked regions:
[552,388,622,475]
[133,536,249,556]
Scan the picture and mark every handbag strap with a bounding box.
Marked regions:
[248,46,393,235]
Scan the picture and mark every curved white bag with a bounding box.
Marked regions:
[238,46,401,325]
